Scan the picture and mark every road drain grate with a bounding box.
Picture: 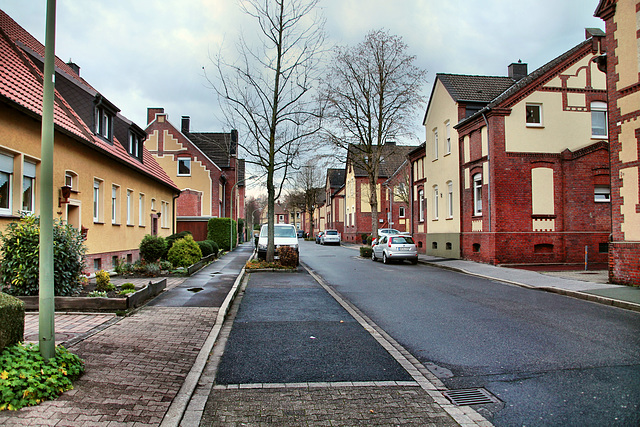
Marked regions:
[442,388,499,406]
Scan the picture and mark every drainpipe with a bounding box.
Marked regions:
[482,113,492,232]
[172,192,180,235]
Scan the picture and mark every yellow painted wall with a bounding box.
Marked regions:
[0,104,176,257]
[531,168,555,215]
[620,166,640,240]
[505,55,606,154]
[614,1,640,90]
[360,182,381,213]
[423,79,461,233]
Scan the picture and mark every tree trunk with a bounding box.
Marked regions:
[368,175,378,238]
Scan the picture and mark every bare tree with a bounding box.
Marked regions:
[210,0,325,261]
[322,30,426,237]
[292,160,324,236]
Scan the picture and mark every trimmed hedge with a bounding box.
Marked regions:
[207,218,237,251]
[197,241,214,257]
[139,235,166,263]
[168,235,203,268]
[163,231,192,259]
[0,293,24,350]
[359,246,373,258]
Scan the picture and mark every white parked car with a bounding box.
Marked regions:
[321,229,341,245]
[371,234,418,264]
[257,224,299,264]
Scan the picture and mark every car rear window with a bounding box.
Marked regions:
[326,230,338,235]
[391,236,414,244]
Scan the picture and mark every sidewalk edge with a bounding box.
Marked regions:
[160,266,247,427]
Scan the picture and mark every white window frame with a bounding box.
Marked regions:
[447,181,453,219]
[594,185,610,203]
[418,189,424,222]
[161,201,169,228]
[177,158,191,176]
[22,161,36,214]
[126,190,133,225]
[111,185,119,224]
[591,101,608,138]
[93,180,102,222]
[139,193,145,226]
[445,121,451,155]
[399,206,405,218]
[433,185,439,220]
[525,103,543,127]
[473,173,482,216]
[433,128,439,159]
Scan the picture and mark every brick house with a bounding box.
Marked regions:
[0,10,180,273]
[343,142,416,243]
[420,73,515,258]
[595,0,640,285]
[325,168,345,235]
[383,160,411,235]
[144,111,245,241]
[408,143,427,252]
[454,30,610,266]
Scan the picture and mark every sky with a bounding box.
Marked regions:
[0,0,604,192]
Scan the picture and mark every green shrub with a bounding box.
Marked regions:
[359,246,373,258]
[278,246,298,268]
[208,240,219,257]
[207,218,236,251]
[95,270,114,292]
[168,235,203,268]
[163,231,192,259]
[118,289,135,296]
[0,215,86,296]
[120,283,135,291]
[0,293,24,350]
[139,235,166,263]
[366,235,373,246]
[114,258,132,275]
[197,241,214,257]
[237,219,245,242]
[145,262,161,276]
[87,290,107,298]
[0,343,84,411]
[160,260,173,271]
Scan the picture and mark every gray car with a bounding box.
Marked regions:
[371,235,418,264]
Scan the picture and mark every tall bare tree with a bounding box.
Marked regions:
[292,160,324,236]
[322,30,426,237]
[210,0,325,261]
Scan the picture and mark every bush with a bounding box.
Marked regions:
[120,283,135,291]
[168,235,203,268]
[95,270,115,292]
[208,240,219,257]
[359,246,373,258]
[163,231,192,259]
[0,293,24,350]
[139,235,166,263]
[278,246,298,268]
[207,218,236,251]
[159,260,173,271]
[0,215,86,296]
[0,343,84,411]
[88,291,107,298]
[366,235,373,246]
[197,241,214,257]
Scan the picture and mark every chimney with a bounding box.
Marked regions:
[230,129,238,155]
[66,60,80,76]
[181,116,190,134]
[385,140,396,146]
[147,108,164,124]
[508,60,528,81]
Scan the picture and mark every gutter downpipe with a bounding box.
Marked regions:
[482,113,492,233]
[172,192,180,235]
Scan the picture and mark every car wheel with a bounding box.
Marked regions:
[371,251,377,261]
[383,252,389,264]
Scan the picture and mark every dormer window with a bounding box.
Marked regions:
[128,131,143,159]
[93,95,119,142]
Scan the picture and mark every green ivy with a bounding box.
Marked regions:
[0,343,84,411]
[0,215,86,296]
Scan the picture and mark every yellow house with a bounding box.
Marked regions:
[0,11,180,273]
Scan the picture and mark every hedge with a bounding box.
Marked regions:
[0,293,24,350]
[207,218,237,251]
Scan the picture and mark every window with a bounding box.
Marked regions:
[65,173,73,188]
[445,121,451,154]
[418,189,424,222]
[0,153,13,215]
[433,129,439,159]
[433,186,439,220]
[447,181,453,218]
[22,161,36,213]
[526,104,542,126]
[151,198,156,211]
[399,206,405,218]
[177,158,191,176]
[594,185,610,202]
[139,194,145,225]
[93,180,101,222]
[473,173,482,215]
[95,107,113,140]
[111,185,119,224]
[161,201,169,228]
[591,101,607,137]
[126,190,133,225]
[128,132,142,158]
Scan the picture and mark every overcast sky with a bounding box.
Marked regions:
[2,0,604,188]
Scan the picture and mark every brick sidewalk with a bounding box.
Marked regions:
[1,306,218,426]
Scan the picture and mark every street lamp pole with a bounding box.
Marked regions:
[230,175,256,251]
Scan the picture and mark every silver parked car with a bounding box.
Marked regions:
[321,229,341,245]
[371,235,418,264]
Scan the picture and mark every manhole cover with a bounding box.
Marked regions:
[187,287,204,293]
[442,388,500,406]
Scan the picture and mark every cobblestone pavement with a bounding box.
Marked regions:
[1,306,218,426]
[201,385,459,426]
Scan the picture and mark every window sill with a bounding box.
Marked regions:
[93,221,104,224]
[139,225,146,228]
[446,216,454,220]
[526,123,544,128]
[591,135,608,140]
[444,152,452,157]
[126,224,135,227]
[111,222,121,226]
[472,214,482,218]
[594,200,610,203]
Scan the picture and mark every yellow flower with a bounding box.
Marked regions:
[0,371,8,380]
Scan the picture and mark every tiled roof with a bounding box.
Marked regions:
[186,132,235,168]
[0,10,178,191]
[347,143,416,178]
[327,168,345,189]
[437,74,515,103]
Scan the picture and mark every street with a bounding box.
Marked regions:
[297,241,640,426]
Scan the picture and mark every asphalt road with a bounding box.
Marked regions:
[301,240,640,427]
